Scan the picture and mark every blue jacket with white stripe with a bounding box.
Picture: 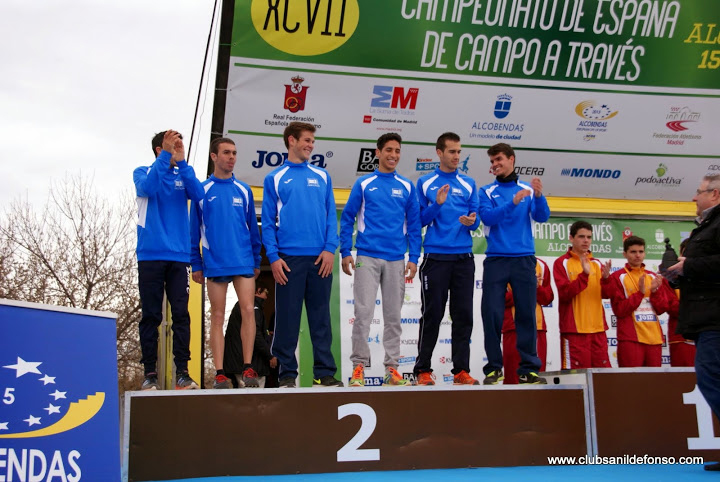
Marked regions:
[261,160,339,263]
[417,168,480,254]
[190,175,261,278]
[340,169,421,264]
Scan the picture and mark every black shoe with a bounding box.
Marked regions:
[278,377,296,388]
[175,372,199,390]
[313,376,344,387]
[518,372,548,384]
[705,462,720,471]
[483,370,504,385]
[141,373,159,390]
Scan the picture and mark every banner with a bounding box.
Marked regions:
[0,300,120,482]
[219,0,720,201]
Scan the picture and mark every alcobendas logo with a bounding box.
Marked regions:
[575,100,618,133]
[251,0,359,56]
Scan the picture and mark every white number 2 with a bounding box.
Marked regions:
[337,403,380,462]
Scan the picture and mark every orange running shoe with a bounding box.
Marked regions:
[350,364,365,387]
[453,370,480,385]
[417,372,436,386]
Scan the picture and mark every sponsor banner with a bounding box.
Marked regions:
[224,67,717,199]
[227,135,709,202]
[233,0,719,89]
[222,2,720,202]
[0,300,120,482]
[226,67,720,155]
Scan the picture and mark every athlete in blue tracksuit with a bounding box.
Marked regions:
[190,175,261,278]
[134,130,204,390]
[413,132,480,385]
[479,143,550,385]
[261,122,342,388]
[190,138,262,389]
[340,133,422,386]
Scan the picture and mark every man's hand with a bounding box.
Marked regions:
[601,260,612,279]
[271,259,291,285]
[665,257,685,280]
[435,184,450,205]
[513,189,531,205]
[341,255,355,276]
[253,268,260,280]
[161,130,178,152]
[459,212,477,226]
[269,357,278,369]
[191,270,203,284]
[405,261,417,280]
[170,137,185,165]
[315,250,334,278]
[638,274,646,294]
[650,274,662,293]
[580,255,591,275]
[531,177,543,197]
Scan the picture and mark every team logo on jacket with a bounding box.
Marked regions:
[391,188,403,198]
[452,188,463,196]
[284,75,308,113]
[307,178,319,187]
[174,180,184,190]
[233,197,243,207]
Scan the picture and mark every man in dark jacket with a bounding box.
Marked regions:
[224,283,277,387]
[666,173,720,472]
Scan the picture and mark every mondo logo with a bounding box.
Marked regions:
[251,0,359,56]
[560,168,621,179]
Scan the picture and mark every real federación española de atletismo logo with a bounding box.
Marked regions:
[0,356,104,439]
[251,0,359,56]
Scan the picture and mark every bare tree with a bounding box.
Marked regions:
[0,174,143,393]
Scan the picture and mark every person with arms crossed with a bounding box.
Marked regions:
[553,220,612,370]
[191,137,262,388]
[412,132,480,386]
[262,122,343,388]
[340,133,421,387]
[608,236,671,367]
[502,258,554,384]
[478,143,550,385]
[666,174,720,472]
[133,130,204,390]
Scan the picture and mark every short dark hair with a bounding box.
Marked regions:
[255,280,268,295]
[487,142,515,159]
[283,122,316,148]
[436,132,460,151]
[377,133,402,150]
[623,235,645,252]
[210,137,235,155]
[570,220,593,237]
[151,131,182,157]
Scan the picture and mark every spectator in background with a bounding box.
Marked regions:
[503,258,554,383]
